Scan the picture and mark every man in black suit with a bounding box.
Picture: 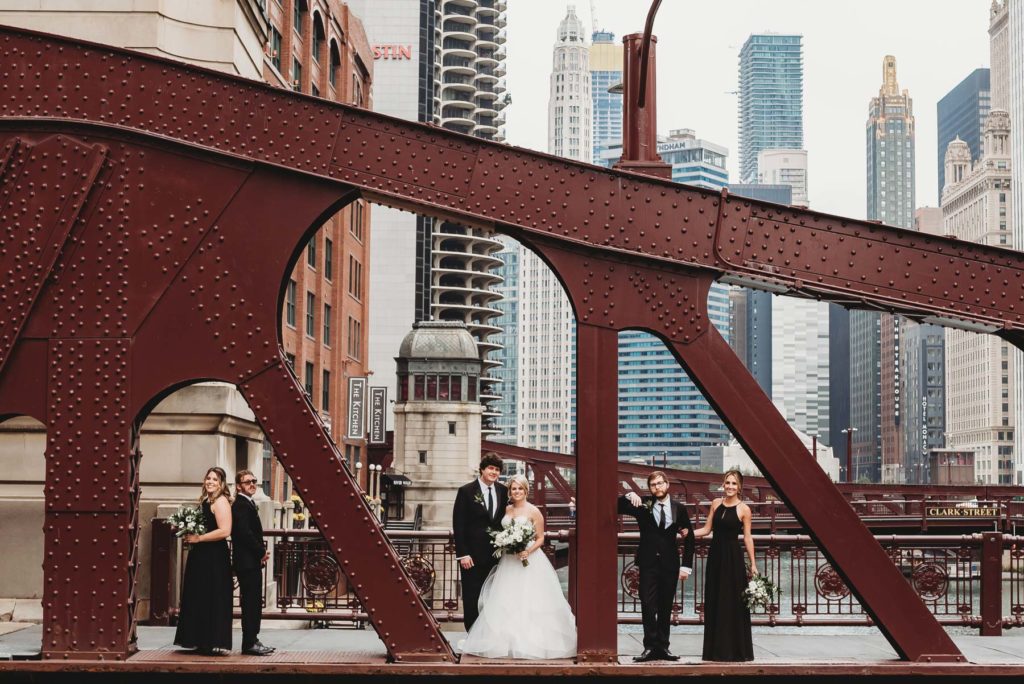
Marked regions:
[452,452,508,630]
[233,470,273,656]
[619,471,695,662]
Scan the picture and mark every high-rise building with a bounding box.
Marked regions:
[734,39,828,448]
[738,34,804,183]
[756,149,809,207]
[936,69,991,200]
[494,6,590,453]
[860,56,917,482]
[1005,0,1024,485]
[548,5,592,159]
[598,131,733,467]
[942,110,1015,485]
[991,0,1010,111]
[590,29,622,164]
[489,242,520,443]
[355,0,510,434]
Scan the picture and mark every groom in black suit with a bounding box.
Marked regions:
[452,452,508,630]
[232,470,273,656]
[619,471,695,662]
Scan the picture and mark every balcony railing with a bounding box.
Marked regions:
[151,521,1024,634]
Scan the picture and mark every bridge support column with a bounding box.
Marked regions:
[573,323,619,662]
[980,532,1003,636]
[43,339,139,660]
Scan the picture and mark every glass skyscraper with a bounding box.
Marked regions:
[738,34,804,183]
[936,68,990,201]
[590,30,622,165]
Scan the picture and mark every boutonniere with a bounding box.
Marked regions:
[643,498,655,512]
[474,492,486,509]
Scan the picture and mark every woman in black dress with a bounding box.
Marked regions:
[693,469,757,661]
[173,466,234,655]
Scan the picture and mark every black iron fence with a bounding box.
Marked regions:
[150,522,1023,634]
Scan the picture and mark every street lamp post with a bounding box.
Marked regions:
[841,427,858,483]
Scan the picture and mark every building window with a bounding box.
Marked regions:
[304,361,314,395]
[324,239,333,280]
[312,84,320,98]
[347,317,362,360]
[348,256,363,300]
[270,25,283,72]
[322,369,330,411]
[285,352,296,372]
[307,236,317,268]
[352,73,364,107]
[329,43,340,87]
[293,0,306,34]
[351,202,364,241]
[419,450,428,464]
[312,16,324,63]
[286,280,297,326]
[448,422,456,436]
[261,440,273,497]
[292,57,302,91]
[323,303,332,345]
[306,292,315,337]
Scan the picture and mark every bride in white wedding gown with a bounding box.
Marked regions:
[459,474,577,659]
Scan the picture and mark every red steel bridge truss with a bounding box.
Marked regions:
[2,25,1024,664]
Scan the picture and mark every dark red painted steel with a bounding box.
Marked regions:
[0,126,453,661]
[3,25,1020,663]
[486,441,1024,507]
[573,323,620,661]
[0,136,105,376]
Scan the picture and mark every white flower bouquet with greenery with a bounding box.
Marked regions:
[168,505,206,538]
[489,518,536,566]
[742,573,780,612]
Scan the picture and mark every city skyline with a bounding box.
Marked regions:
[504,0,991,217]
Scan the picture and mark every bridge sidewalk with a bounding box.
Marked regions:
[1,624,1023,676]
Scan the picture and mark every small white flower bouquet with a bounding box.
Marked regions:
[742,573,780,612]
[168,505,207,538]
[489,518,536,566]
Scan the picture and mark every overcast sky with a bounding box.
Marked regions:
[503,0,992,220]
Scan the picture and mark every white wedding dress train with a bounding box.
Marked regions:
[459,515,577,659]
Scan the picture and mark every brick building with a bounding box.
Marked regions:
[261,0,375,497]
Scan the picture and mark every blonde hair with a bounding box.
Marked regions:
[508,474,530,499]
[723,469,743,498]
[199,466,232,504]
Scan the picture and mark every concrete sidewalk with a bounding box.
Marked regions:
[1,622,1022,665]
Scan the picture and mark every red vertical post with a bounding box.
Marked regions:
[148,519,174,626]
[980,532,1003,636]
[574,323,619,662]
[615,32,671,180]
[567,528,578,615]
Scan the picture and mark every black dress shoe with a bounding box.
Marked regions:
[633,649,657,662]
[660,649,680,661]
[254,640,275,652]
[197,647,229,656]
[242,644,273,656]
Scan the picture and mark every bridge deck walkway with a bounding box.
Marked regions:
[1,624,1023,677]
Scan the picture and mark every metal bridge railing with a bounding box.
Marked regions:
[149,523,1023,634]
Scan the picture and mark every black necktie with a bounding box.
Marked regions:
[487,487,494,518]
[658,502,666,530]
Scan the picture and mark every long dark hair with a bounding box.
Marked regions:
[199,466,232,504]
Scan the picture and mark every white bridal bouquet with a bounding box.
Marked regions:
[168,505,207,539]
[489,518,536,567]
[742,573,780,612]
